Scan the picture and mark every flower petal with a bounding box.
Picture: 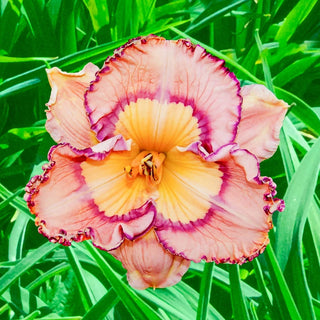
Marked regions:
[46,63,99,149]
[85,35,241,151]
[110,229,190,289]
[80,142,158,216]
[156,147,223,223]
[24,141,155,250]
[236,84,288,161]
[114,98,201,151]
[156,145,284,263]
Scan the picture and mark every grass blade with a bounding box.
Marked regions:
[84,241,162,320]
[273,54,320,87]
[304,213,320,298]
[26,262,70,291]
[275,87,320,137]
[252,259,273,316]
[229,265,250,320]
[275,137,320,270]
[0,182,33,218]
[263,245,302,319]
[275,0,318,44]
[196,262,214,320]
[254,29,273,91]
[186,0,248,33]
[82,0,110,33]
[286,245,316,319]
[82,288,119,320]
[0,242,56,296]
[64,246,94,311]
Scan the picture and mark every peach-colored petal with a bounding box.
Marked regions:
[46,63,99,149]
[156,147,223,223]
[81,142,158,216]
[114,98,201,152]
[156,145,284,263]
[24,142,155,250]
[85,35,241,151]
[110,229,190,289]
[236,84,289,161]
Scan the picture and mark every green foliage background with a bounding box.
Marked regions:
[0,0,320,319]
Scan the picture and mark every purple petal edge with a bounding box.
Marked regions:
[84,35,242,151]
[24,139,156,250]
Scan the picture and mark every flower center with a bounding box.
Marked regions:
[124,151,166,185]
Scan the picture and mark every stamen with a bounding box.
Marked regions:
[124,151,165,184]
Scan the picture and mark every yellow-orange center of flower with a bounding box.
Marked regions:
[81,99,223,223]
[124,151,166,186]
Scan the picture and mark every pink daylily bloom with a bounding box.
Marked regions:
[25,35,287,290]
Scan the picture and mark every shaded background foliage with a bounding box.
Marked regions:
[0,0,319,319]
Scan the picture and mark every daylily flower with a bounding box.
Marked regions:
[25,35,287,290]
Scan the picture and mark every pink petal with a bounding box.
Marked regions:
[156,145,284,263]
[110,229,190,289]
[236,84,289,161]
[24,142,155,250]
[85,35,241,151]
[46,63,99,149]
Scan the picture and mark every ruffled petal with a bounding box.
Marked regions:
[46,63,99,149]
[110,229,190,289]
[85,35,241,151]
[156,147,223,223]
[24,141,155,250]
[156,145,284,263]
[236,84,288,161]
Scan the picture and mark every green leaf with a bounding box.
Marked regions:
[263,245,302,320]
[82,288,119,320]
[252,259,273,316]
[279,119,300,181]
[0,242,57,296]
[0,128,46,162]
[82,0,110,33]
[286,244,316,319]
[304,206,320,297]
[275,0,318,44]
[0,182,33,218]
[229,265,250,320]
[0,0,22,52]
[84,241,162,320]
[174,281,225,320]
[196,262,214,320]
[57,0,77,55]
[275,137,320,270]
[186,0,248,33]
[2,285,54,318]
[0,55,56,63]
[254,29,273,91]
[190,262,262,299]
[137,284,197,320]
[26,262,71,291]
[275,87,320,137]
[23,0,57,55]
[8,212,30,261]
[273,54,320,87]
[64,246,94,311]
[0,78,41,99]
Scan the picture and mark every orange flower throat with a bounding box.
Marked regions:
[124,151,166,185]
